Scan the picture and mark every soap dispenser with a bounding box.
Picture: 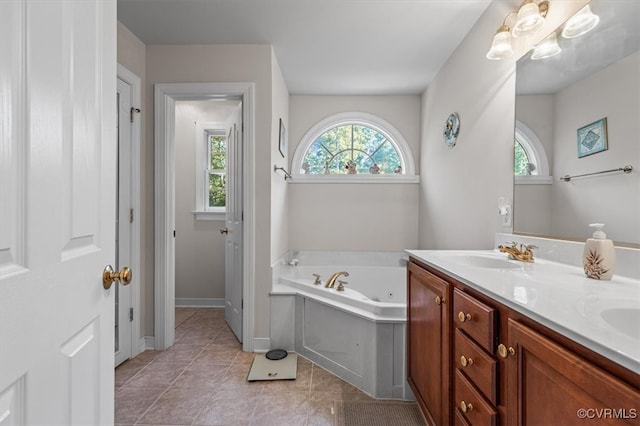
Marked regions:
[583,223,615,280]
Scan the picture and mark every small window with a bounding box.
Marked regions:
[514,120,552,185]
[194,122,227,220]
[292,112,418,183]
[514,139,534,176]
[208,134,227,209]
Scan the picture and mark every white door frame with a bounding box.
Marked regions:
[116,64,143,358]
[154,82,255,352]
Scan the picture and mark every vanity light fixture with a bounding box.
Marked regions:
[561,4,600,39]
[486,0,550,61]
[530,31,561,60]
[512,0,549,37]
[486,23,515,60]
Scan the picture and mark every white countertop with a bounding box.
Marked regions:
[406,249,640,374]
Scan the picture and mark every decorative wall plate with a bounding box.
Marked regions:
[443,113,460,148]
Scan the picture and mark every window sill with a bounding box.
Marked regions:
[515,176,553,185]
[193,211,226,221]
[290,174,420,184]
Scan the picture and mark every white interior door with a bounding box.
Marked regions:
[115,78,133,367]
[0,0,117,424]
[224,105,243,341]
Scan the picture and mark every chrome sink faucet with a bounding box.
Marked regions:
[325,271,349,288]
[498,241,537,263]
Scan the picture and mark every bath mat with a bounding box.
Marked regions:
[247,352,297,381]
[334,401,425,426]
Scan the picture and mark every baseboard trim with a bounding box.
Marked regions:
[144,336,156,350]
[175,298,226,308]
[253,337,271,353]
[135,337,146,357]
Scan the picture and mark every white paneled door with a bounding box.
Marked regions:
[0,0,117,424]
[224,105,243,342]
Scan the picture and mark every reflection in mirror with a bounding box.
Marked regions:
[514,0,640,245]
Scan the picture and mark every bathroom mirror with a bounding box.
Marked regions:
[514,0,640,245]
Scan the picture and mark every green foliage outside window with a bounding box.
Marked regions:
[514,140,529,175]
[302,124,402,174]
[209,135,226,208]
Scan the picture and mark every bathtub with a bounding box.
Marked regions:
[270,251,413,400]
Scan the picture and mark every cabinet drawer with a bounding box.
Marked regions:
[455,370,497,426]
[453,288,496,353]
[455,329,497,404]
[454,408,471,426]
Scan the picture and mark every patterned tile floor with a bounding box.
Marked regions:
[115,308,377,425]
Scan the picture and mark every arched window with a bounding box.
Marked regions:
[514,120,552,184]
[291,112,418,183]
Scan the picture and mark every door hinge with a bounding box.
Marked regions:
[241,299,243,309]
[129,208,134,223]
[173,230,176,238]
[130,107,141,123]
[129,307,134,322]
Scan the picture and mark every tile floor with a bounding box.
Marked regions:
[115,308,380,425]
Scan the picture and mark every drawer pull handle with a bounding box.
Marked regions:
[460,400,473,413]
[460,355,473,367]
[435,296,446,305]
[458,311,472,322]
[498,343,516,358]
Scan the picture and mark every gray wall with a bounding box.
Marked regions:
[417,0,589,250]
[288,95,421,251]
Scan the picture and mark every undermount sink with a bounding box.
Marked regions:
[600,308,640,339]
[434,252,522,270]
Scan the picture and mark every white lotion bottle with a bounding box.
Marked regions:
[583,223,615,280]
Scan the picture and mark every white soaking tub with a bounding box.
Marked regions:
[269,251,413,400]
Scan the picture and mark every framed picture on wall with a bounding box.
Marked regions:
[278,118,286,158]
[577,117,608,158]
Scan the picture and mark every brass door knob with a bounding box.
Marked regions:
[103,265,132,289]
[498,343,516,358]
[435,296,446,305]
[220,227,229,234]
[458,311,472,322]
[460,355,473,368]
[460,401,473,413]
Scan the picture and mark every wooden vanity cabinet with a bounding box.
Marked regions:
[407,258,640,426]
[505,319,640,426]
[407,261,451,426]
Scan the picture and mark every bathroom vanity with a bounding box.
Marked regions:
[406,250,640,426]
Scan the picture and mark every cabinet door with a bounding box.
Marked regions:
[506,319,640,426]
[407,262,451,426]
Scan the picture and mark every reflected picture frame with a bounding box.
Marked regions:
[278,118,286,158]
[577,117,608,158]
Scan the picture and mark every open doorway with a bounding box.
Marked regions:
[153,82,255,352]
[174,99,243,341]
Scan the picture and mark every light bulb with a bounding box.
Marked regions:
[486,25,514,60]
[531,32,561,60]
[513,1,545,37]
[562,5,600,39]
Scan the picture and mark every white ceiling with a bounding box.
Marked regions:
[117,0,492,95]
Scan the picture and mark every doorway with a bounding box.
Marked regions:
[153,82,255,352]
[174,99,243,341]
[115,64,142,366]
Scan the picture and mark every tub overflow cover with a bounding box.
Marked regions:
[265,349,288,361]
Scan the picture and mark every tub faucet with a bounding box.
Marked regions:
[325,271,349,288]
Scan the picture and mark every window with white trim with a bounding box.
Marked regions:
[207,133,227,209]
[514,120,552,185]
[291,112,418,183]
[194,122,227,220]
